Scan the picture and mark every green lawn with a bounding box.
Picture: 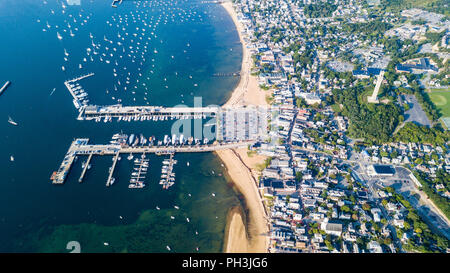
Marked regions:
[429,91,450,117]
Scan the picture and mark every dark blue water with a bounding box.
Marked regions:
[0,0,243,252]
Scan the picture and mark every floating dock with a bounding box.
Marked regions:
[78,153,93,183]
[64,73,94,111]
[160,153,177,190]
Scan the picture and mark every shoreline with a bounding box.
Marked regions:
[221,2,268,107]
[216,149,269,253]
[222,206,248,252]
[219,2,269,253]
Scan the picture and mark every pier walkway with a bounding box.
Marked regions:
[77,104,220,120]
[51,138,254,184]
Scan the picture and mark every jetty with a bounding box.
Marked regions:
[51,138,254,185]
[0,81,11,97]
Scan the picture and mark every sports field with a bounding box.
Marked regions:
[429,91,450,117]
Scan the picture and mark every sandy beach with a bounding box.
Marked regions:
[217,149,268,253]
[218,2,270,253]
[221,2,268,107]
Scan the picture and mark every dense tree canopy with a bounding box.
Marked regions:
[332,85,401,143]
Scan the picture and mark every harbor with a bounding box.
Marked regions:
[0,0,247,253]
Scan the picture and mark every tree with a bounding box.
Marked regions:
[362,203,371,211]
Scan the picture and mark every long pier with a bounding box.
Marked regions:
[51,138,254,185]
[78,153,93,183]
[77,104,220,121]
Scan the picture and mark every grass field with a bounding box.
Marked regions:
[429,91,450,117]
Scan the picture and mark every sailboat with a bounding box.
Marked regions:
[8,116,18,126]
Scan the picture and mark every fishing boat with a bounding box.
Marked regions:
[8,116,18,126]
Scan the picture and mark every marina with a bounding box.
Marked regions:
[63,73,95,111]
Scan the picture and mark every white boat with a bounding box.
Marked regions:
[10,156,14,162]
[8,116,18,126]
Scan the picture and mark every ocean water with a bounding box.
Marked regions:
[0,0,243,252]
